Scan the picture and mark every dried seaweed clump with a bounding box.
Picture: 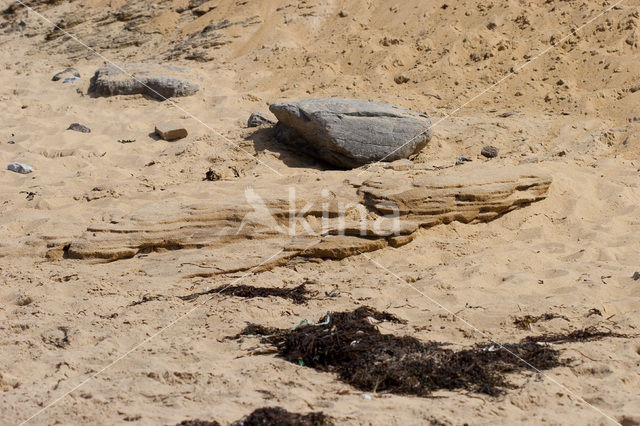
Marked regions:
[234,307,626,396]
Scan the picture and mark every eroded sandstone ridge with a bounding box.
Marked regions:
[52,166,550,275]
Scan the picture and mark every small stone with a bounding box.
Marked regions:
[16,295,33,306]
[204,168,221,181]
[519,157,538,165]
[7,162,33,174]
[155,122,188,141]
[338,10,348,17]
[499,110,520,118]
[632,271,640,281]
[481,146,499,158]
[52,67,80,82]
[456,155,472,165]
[394,75,410,84]
[67,123,91,133]
[247,112,275,128]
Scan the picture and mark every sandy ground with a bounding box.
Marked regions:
[1,0,640,424]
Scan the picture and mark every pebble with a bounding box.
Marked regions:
[633,271,640,281]
[155,122,188,141]
[7,162,33,174]
[68,123,91,133]
[455,155,472,165]
[52,67,80,82]
[247,112,275,128]
[481,146,499,158]
[499,110,520,118]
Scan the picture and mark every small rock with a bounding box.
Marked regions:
[67,123,91,133]
[204,168,221,181]
[338,10,348,17]
[247,112,275,128]
[628,115,640,123]
[499,110,520,118]
[519,157,538,165]
[7,162,33,174]
[52,67,80,82]
[481,146,499,158]
[155,122,188,141]
[16,295,33,306]
[632,271,640,281]
[394,75,410,84]
[456,155,472,165]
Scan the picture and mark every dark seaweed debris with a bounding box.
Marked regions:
[180,283,313,304]
[513,313,568,330]
[233,307,627,397]
[177,421,221,426]
[231,407,333,426]
[176,407,332,426]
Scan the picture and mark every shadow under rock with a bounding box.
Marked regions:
[247,126,336,171]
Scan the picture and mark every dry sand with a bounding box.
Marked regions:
[1,0,640,424]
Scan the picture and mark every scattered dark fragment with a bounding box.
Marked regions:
[230,407,333,426]
[586,308,602,317]
[632,271,640,281]
[118,139,135,144]
[520,327,628,344]
[481,145,499,158]
[176,420,221,426]
[204,168,221,181]
[180,283,314,304]
[234,307,629,397]
[68,123,91,133]
[513,313,568,330]
[129,294,162,306]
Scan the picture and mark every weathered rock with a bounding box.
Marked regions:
[90,63,200,99]
[67,123,91,133]
[155,122,188,141]
[52,67,80,82]
[7,162,33,174]
[481,145,499,158]
[269,98,433,169]
[247,112,275,127]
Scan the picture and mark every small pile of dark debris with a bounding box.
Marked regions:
[231,307,628,397]
[513,313,568,330]
[180,283,314,304]
[177,407,333,426]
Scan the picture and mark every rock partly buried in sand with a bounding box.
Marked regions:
[247,112,275,127]
[269,98,433,168]
[67,123,91,133]
[90,63,200,99]
[155,121,188,141]
[52,67,80,82]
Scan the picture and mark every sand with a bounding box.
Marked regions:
[1,0,640,424]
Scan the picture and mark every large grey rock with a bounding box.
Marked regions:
[90,63,200,99]
[269,98,433,168]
